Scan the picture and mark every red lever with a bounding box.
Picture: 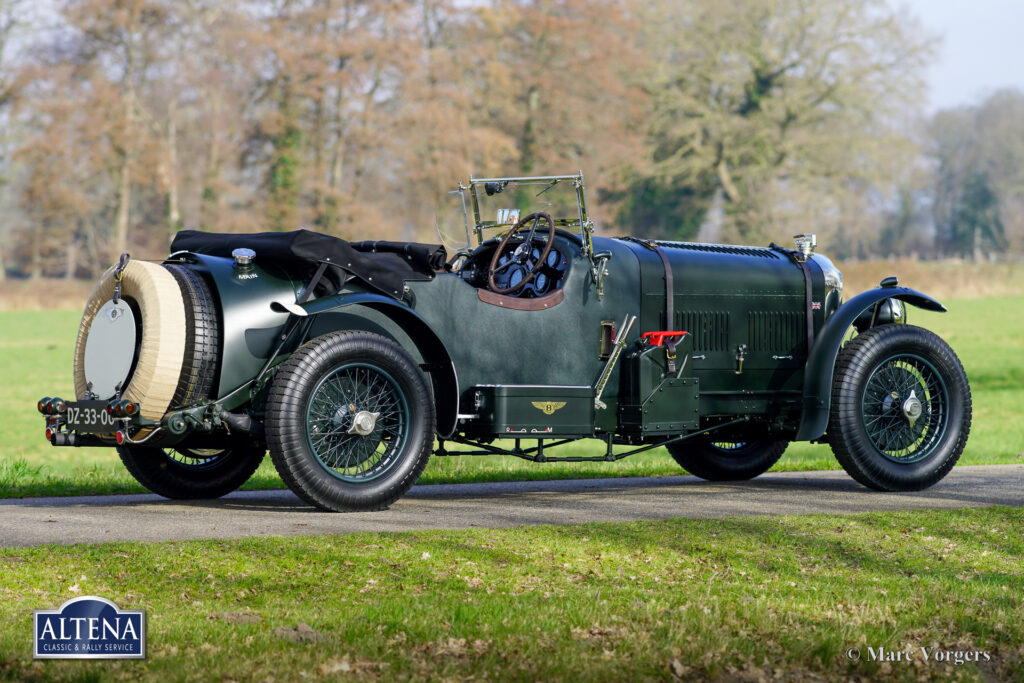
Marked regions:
[641,331,688,347]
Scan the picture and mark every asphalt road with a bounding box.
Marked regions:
[1,465,1022,548]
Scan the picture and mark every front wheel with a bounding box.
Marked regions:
[667,436,788,481]
[828,324,972,491]
[266,331,434,512]
[117,442,265,499]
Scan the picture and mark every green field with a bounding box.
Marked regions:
[1,507,1021,681]
[1,298,1022,498]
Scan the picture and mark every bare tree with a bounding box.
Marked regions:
[0,0,29,280]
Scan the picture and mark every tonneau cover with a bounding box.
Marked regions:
[170,229,447,298]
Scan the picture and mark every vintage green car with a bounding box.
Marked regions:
[38,173,971,511]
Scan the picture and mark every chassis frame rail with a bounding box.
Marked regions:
[434,417,750,463]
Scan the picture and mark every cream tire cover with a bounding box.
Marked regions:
[73,260,187,421]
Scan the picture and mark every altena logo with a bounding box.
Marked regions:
[34,596,146,659]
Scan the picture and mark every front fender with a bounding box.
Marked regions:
[298,292,459,438]
[795,286,946,441]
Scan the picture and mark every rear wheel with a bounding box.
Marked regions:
[828,324,971,491]
[117,442,265,499]
[667,436,787,481]
[266,332,434,512]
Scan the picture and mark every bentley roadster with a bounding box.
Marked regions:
[37,173,971,511]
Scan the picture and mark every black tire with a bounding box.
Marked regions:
[667,436,787,481]
[265,331,434,512]
[164,264,219,406]
[117,442,265,499]
[828,324,972,491]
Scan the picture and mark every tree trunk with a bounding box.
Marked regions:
[83,219,103,278]
[165,100,180,243]
[29,228,41,279]
[715,151,741,203]
[516,87,540,211]
[327,75,348,233]
[201,95,222,228]
[64,235,78,279]
[311,92,326,227]
[114,152,131,257]
[351,70,381,203]
[114,89,133,258]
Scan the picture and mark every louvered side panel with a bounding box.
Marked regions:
[680,311,730,352]
[747,311,802,352]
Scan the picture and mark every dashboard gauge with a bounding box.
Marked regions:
[509,268,524,289]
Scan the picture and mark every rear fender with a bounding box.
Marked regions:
[795,286,946,442]
[299,293,459,438]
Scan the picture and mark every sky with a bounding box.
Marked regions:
[897,0,1024,112]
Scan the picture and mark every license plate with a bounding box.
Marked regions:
[65,401,119,433]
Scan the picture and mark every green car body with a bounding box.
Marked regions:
[39,173,970,511]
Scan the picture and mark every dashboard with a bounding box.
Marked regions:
[456,238,571,298]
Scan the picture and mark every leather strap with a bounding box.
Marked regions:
[770,243,815,352]
[625,238,677,373]
[653,245,677,372]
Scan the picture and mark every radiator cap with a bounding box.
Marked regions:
[232,247,255,266]
[793,233,816,258]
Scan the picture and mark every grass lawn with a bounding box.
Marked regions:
[0,506,1021,681]
[1,297,1022,498]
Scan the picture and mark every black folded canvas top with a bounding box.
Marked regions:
[170,229,447,298]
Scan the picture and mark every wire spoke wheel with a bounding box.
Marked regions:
[267,331,434,512]
[828,324,971,492]
[305,363,409,482]
[709,442,748,452]
[668,436,787,481]
[116,442,265,499]
[861,354,948,463]
[167,447,229,470]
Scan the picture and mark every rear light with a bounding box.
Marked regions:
[115,431,126,445]
[37,397,51,414]
[107,400,138,417]
[45,427,54,441]
[52,398,66,414]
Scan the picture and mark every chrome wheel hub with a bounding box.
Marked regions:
[348,410,381,436]
[902,390,923,427]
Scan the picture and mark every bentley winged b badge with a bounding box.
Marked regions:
[531,401,567,416]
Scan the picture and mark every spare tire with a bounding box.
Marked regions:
[73,260,220,421]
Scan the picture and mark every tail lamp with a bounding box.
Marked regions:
[37,397,66,415]
[106,400,139,417]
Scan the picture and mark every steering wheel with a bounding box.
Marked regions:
[488,212,555,295]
